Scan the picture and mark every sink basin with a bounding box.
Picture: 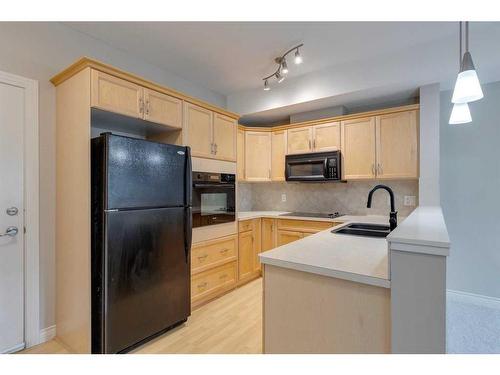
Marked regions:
[332,223,390,238]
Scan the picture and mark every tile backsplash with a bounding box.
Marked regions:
[238,180,418,217]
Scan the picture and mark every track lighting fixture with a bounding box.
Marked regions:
[449,22,483,125]
[262,44,303,90]
[294,48,303,64]
[281,59,289,74]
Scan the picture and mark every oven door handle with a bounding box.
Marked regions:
[193,183,235,188]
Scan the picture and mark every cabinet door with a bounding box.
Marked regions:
[287,126,312,154]
[184,102,213,159]
[91,70,143,118]
[252,218,262,272]
[261,218,276,252]
[376,110,419,179]
[213,113,236,161]
[143,89,182,129]
[313,122,340,152]
[237,129,245,181]
[341,117,376,180]
[245,131,271,181]
[238,230,254,281]
[271,130,286,181]
[277,230,303,246]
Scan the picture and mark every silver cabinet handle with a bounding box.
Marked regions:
[210,143,214,154]
[372,164,376,175]
[313,139,316,149]
[139,98,144,114]
[378,163,383,175]
[6,207,18,216]
[0,226,18,237]
[214,143,218,154]
[145,100,150,115]
[308,139,312,150]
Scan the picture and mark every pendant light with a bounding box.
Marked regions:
[451,22,483,104]
[449,102,472,124]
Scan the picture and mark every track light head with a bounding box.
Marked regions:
[275,72,285,83]
[263,79,270,91]
[281,59,289,74]
[294,48,303,64]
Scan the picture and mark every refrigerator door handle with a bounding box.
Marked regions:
[184,146,192,207]
[184,207,193,262]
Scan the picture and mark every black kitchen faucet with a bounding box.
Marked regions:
[367,184,398,231]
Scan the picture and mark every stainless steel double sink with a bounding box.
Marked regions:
[332,223,391,238]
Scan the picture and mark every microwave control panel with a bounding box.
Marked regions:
[326,158,339,179]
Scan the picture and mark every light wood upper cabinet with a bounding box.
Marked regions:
[91,70,143,118]
[245,131,271,181]
[287,126,313,154]
[341,117,377,180]
[143,88,182,129]
[271,130,286,181]
[313,122,340,152]
[237,128,245,181]
[213,113,236,161]
[376,110,418,179]
[184,102,214,159]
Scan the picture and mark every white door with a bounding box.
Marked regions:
[0,81,25,353]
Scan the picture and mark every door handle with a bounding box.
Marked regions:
[0,226,18,237]
[6,207,18,216]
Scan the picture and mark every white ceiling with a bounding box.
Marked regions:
[64,22,500,121]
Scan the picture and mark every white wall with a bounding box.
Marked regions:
[0,22,226,330]
[440,81,500,299]
[419,84,441,206]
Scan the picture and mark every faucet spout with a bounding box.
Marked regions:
[367,184,397,231]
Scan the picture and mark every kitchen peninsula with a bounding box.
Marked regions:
[258,207,450,354]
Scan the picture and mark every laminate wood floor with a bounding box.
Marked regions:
[20,278,263,354]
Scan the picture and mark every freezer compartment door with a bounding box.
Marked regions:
[105,134,189,209]
[104,207,190,353]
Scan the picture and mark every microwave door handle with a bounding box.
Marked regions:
[324,158,329,178]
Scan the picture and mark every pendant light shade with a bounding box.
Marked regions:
[449,102,472,124]
[451,52,484,103]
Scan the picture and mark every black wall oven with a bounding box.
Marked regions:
[285,151,341,182]
[192,171,235,228]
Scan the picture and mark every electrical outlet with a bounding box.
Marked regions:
[281,193,287,202]
[404,195,416,206]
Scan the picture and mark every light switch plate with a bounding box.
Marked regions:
[281,193,287,202]
[404,195,416,206]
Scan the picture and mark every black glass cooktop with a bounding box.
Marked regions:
[279,212,343,219]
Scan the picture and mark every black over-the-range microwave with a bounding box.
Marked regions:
[285,151,341,182]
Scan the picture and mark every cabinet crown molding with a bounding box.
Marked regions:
[50,56,240,120]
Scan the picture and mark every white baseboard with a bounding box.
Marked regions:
[39,325,56,343]
[447,289,500,310]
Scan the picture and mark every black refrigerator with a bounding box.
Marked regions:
[91,133,192,354]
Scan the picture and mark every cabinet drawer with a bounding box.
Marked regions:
[277,219,334,233]
[239,220,253,232]
[191,261,237,300]
[191,235,237,274]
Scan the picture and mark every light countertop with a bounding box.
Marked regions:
[387,206,450,255]
[257,214,392,288]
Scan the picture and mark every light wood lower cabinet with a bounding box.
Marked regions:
[261,218,277,251]
[191,261,237,308]
[277,230,304,246]
[190,235,238,308]
[276,219,340,246]
[238,218,262,282]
